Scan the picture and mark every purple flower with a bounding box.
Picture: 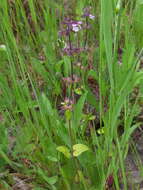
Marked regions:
[59,19,83,36]
[82,7,95,20]
[72,24,79,32]
[72,21,82,32]
[63,19,82,26]
[83,7,91,17]
[61,97,74,111]
[89,14,95,20]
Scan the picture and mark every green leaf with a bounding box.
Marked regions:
[137,0,143,5]
[74,87,83,95]
[37,168,58,186]
[0,148,12,166]
[97,127,105,135]
[46,176,58,185]
[121,124,140,146]
[73,92,87,130]
[73,144,89,157]
[56,146,71,159]
[24,143,35,153]
[89,115,96,121]
[65,110,72,121]
[101,0,114,88]
[86,89,99,110]
[41,93,54,116]
[47,156,58,162]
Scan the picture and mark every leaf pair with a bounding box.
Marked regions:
[56,144,89,158]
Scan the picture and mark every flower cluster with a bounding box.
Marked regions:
[61,97,74,111]
[58,7,95,109]
[59,7,95,37]
[59,18,83,37]
[58,7,95,56]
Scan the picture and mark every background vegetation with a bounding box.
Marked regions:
[0,0,143,189]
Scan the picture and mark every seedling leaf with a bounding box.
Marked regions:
[56,146,71,158]
[73,144,89,157]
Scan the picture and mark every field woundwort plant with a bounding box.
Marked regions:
[0,0,143,189]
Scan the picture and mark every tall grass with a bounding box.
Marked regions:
[0,0,143,189]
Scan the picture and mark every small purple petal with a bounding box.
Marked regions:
[89,14,95,20]
[82,7,95,20]
[72,24,81,32]
[77,21,82,25]
[83,7,91,17]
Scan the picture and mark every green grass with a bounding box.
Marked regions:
[0,0,143,189]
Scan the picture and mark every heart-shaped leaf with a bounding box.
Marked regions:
[56,146,71,159]
[73,144,89,157]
